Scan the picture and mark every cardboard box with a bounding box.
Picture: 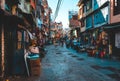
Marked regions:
[30,59,41,67]
[31,67,41,76]
[29,59,41,76]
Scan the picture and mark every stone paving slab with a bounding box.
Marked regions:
[3,45,120,81]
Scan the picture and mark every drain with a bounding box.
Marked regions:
[72,55,77,57]
[56,52,61,54]
[91,65,102,70]
[77,58,84,61]
[62,51,69,52]
[104,67,116,71]
[68,53,73,55]
[107,74,120,81]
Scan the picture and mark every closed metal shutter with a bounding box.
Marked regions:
[0,26,2,76]
[4,28,15,76]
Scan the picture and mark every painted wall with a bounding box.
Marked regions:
[94,0,108,10]
[78,3,86,32]
[94,6,108,27]
[86,16,92,29]
[78,4,84,19]
[110,0,120,24]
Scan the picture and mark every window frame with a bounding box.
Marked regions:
[113,0,120,15]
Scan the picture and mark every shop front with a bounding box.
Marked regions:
[0,8,31,77]
[0,21,2,77]
[104,24,120,58]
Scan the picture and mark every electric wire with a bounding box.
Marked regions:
[53,0,63,21]
[53,0,61,21]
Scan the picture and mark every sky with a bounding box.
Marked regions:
[47,0,79,29]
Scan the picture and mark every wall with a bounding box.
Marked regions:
[94,6,108,27]
[110,0,120,24]
[86,16,92,29]
[94,0,108,10]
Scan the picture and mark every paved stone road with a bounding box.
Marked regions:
[4,45,120,81]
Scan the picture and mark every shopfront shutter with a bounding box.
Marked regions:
[0,26,2,76]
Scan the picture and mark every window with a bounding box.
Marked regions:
[113,0,120,15]
[81,20,85,27]
[86,0,92,11]
[115,0,117,6]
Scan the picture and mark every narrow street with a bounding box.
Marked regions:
[6,45,120,81]
[1,0,120,81]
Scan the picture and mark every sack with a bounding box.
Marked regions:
[29,46,39,53]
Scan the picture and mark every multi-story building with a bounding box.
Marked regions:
[35,0,50,44]
[69,11,80,38]
[107,0,120,57]
[78,0,120,58]
[0,0,29,77]
[110,0,120,23]
[50,22,63,40]
[0,0,51,77]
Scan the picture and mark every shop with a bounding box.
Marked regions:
[96,30,109,58]
[104,23,120,58]
[0,8,38,77]
[0,20,2,76]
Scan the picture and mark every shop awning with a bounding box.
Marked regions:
[104,24,120,29]
[103,22,120,31]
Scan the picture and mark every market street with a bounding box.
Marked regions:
[5,45,120,81]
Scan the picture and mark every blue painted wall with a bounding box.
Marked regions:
[94,7,108,27]
[94,0,108,10]
[86,16,92,29]
[94,0,99,10]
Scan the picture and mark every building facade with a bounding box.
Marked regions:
[69,11,80,38]
[0,0,51,77]
[78,0,120,58]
